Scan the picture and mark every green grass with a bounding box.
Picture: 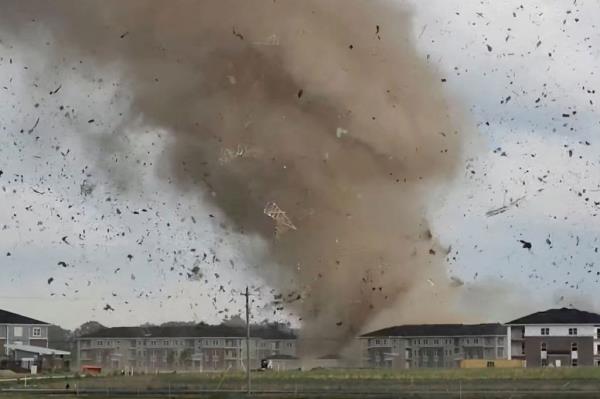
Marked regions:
[8,366,600,389]
[5,369,600,399]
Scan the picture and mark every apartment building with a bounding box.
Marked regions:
[0,309,50,356]
[507,308,600,367]
[76,323,296,371]
[360,324,508,368]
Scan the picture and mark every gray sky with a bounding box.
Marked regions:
[1,0,599,329]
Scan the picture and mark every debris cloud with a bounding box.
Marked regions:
[1,0,465,353]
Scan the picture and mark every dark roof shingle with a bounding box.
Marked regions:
[79,324,296,339]
[507,308,600,325]
[361,323,506,337]
[0,309,48,325]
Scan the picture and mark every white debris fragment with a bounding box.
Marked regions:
[264,202,297,236]
[227,75,237,85]
[218,145,260,164]
[427,278,435,287]
[336,127,348,138]
[254,34,280,46]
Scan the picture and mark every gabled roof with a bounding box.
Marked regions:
[5,343,70,356]
[0,309,48,325]
[79,324,296,340]
[360,323,506,338]
[507,308,600,325]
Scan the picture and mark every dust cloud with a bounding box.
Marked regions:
[1,1,466,354]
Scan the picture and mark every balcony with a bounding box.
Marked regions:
[367,341,392,348]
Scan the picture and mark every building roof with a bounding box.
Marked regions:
[360,323,506,338]
[507,308,600,325]
[0,309,48,325]
[79,324,297,340]
[5,343,70,356]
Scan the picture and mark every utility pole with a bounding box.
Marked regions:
[241,286,251,395]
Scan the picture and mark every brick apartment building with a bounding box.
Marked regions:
[76,323,296,371]
[507,308,600,367]
[360,324,508,368]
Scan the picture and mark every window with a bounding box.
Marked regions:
[97,340,103,346]
[540,328,549,335]
[473,338,479,344]
[32,327,41,337]
[434,339,439,345]
[572,359,578,367]
[497,347,504,357]
[569,328,578,336]
[486,361,495,368]
[13,327,22,337]
[541,342,547,352]
[571,342,578,351]
[542,359,548,367]
[498,337,504,344]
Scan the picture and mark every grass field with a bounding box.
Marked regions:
[7,367,600,387]
[5,368,600,398]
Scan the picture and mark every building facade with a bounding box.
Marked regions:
[76,324,296,371]
[360,324,508,369]
[0,309,49,356]
[507,308,600,367]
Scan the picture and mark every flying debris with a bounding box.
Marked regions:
[49,84,62,95]
[187,265,203,280]
[519,240,532,250]
[264,202,297,237]
[486,196,525,217]
[80,180,95,196]
[449,276,464,287]
[103,304,115,311]
[26,117,40,134]
[335,127,349,138]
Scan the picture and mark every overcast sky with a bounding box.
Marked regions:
[1,0,599,329]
